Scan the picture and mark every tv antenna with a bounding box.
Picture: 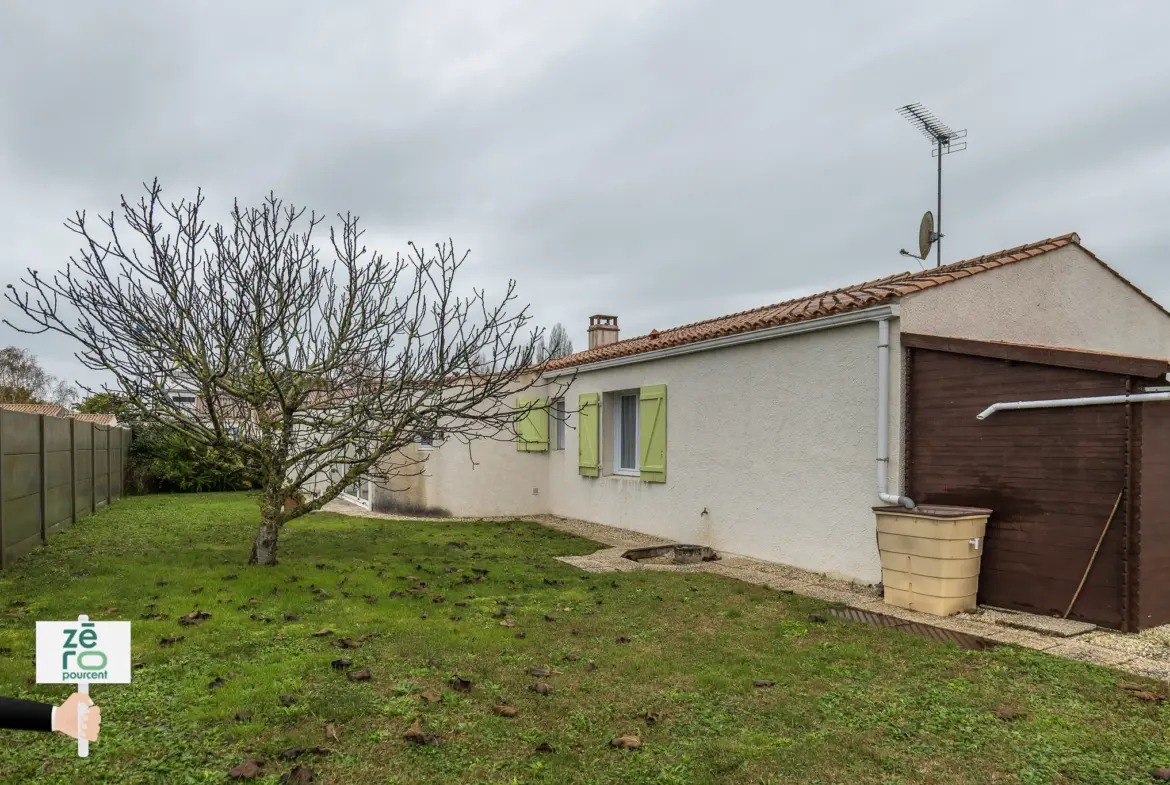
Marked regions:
[896,103,967,267]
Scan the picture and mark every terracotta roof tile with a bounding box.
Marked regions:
[0,403,68,417]
[546,232,1167,371]
[72,413,118,426]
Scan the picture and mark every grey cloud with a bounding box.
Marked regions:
[1,0,1169,385]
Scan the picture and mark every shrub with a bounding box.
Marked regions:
[125,424,260,494]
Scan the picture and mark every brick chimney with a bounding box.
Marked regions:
[587,315,619,350]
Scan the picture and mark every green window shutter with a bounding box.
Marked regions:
[515,397,548,452]
[639,384,667,483]
[577,392,600,476]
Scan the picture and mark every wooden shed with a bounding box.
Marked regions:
[902,332,1170,631]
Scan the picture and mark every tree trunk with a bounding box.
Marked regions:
[250,517,281,565]
[250,483,285,565]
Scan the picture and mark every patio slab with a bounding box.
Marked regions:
[983,627,1063,651]
[976,607,1097,638]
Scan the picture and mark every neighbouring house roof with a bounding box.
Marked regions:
[0,402,69,417]
[72,412,119,426]
[546,232,1168,371]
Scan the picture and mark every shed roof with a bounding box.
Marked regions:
[901,332,1170,379]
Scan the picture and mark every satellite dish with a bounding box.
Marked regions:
[918,211,935,260]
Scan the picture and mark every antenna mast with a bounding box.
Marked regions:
[896,103,966,267]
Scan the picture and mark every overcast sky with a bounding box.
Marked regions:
[1,1,1168,393]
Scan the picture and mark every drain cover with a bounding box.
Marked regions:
[830,607,1000,651]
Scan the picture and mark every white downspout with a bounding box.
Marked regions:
[977,391,1170,420]
[877,318,915,509]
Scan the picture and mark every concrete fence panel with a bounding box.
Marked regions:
[94,424,109,508]
[0,411,130,570]
[1,410,43,568]
[44,416,73,536]
[109,426,124,501]
[74,420,93,520]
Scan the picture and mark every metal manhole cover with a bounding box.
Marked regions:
[830,608,1000,651]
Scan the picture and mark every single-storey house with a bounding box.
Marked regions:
[346,233,1170,631]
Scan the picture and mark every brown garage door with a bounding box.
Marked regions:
[1136,403,1170,629]
[903,336,1139,628]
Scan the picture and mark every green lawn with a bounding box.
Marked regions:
[1,493,1168,784]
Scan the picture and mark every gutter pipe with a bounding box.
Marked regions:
[977,391,1170,420]
[877,318,915,509]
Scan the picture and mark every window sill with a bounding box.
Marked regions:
[338,493,372,509]
[612,469,640,478]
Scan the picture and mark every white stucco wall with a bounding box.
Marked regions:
[545,320,897,583]
[400,317,900,583]
[419,429,550,518]
[899,245,1170,358]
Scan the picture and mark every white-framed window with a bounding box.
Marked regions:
[169,392,197,411]
[340,475,372,508]
[553,398,566,451]
[613,391,639,475]
[418,430,443,451]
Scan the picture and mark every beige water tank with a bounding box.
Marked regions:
[874,505,992,616]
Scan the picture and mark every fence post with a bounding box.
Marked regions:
[69,417,76,525]
[39,414,46,545]
[106,427,112,506]
[90,423,96,514]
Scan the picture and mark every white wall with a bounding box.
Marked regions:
[420,428,550,518]
[407,318,899,583]
[899,245,1170,358]
[546,320,894,583]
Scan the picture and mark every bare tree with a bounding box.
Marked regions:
[546,322,573,359]
[5,180,565,564]
[0,346,77,406]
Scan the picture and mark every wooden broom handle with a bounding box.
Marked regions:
[1063,489,1124,620]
